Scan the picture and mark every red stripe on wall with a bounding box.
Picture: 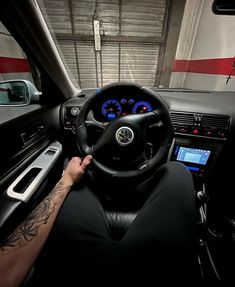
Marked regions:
[172,58,235,76]
[0,57,30,73]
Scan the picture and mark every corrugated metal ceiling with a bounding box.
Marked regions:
[39,0,170,89]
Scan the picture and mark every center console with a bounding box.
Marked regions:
[169,111,230,185]
[170,144,213,232]
[169,133,224,227]
[171,144,213,180]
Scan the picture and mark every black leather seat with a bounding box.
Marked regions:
[30,162,200,286]
[105,210,137,241]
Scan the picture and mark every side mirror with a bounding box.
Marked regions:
[212,0,235,15]
[0,80,41,106]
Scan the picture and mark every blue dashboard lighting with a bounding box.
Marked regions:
[132,101,153,113]
[107,113,116,119]
[101,99,122,118]
[174,145,179,155]
[186,166,200,171]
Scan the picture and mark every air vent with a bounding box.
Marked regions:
[170,111,230,140]
[170,112,194,125]
[201,115,230,129]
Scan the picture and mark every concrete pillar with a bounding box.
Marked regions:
[0,22,32,82]
[170,0,235,91]
[170,0,204,88]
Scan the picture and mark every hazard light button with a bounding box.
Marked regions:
[191,128,201,135]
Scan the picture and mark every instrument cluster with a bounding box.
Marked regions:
[96,97,153,121]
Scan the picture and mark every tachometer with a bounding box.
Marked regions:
[132,101,153,113]
[102,99,122,120]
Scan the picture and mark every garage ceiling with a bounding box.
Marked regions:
[39,0,171,89]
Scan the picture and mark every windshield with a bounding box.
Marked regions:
[37,0,235,92]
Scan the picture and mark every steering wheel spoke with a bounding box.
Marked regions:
[85,120,106,131]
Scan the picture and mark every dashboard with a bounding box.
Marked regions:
[62,87,234,190]
[93,96,156,122]
[101,98,152,120]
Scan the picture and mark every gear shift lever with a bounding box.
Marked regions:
[196,182,208,225]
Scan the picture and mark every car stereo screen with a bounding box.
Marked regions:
[176,147,211,165]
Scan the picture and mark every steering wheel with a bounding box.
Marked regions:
[76,82,174,183]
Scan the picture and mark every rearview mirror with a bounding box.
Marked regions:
[212,0,235,15]
[0,80,41,106]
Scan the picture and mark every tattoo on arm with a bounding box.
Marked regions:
[0,181,70,252]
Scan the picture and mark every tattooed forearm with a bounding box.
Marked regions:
[0,180,70,252]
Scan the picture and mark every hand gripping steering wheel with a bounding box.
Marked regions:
[76,82,174,183]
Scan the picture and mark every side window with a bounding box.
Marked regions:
[0,21,42,123]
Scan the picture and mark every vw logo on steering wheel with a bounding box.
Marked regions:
[115,126,134,146]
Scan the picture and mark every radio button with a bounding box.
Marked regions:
[203,129,214,137]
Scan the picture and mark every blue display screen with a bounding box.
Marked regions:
[107,113,116,119]
[186,165,200,171]
[176,147,211,165]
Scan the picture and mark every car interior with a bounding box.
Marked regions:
[0,0,235,285]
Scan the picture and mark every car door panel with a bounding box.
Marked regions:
[7,141,62,202]
[0,104,64,239]
[0,105,60,184]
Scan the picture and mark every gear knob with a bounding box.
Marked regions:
[197,190,209,203]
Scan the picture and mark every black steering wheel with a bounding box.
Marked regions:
[76,82,174,183]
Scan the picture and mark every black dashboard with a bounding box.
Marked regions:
[61,87,235,200]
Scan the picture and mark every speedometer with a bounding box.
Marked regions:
[101,99,122,120]
[132,101,153,113]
